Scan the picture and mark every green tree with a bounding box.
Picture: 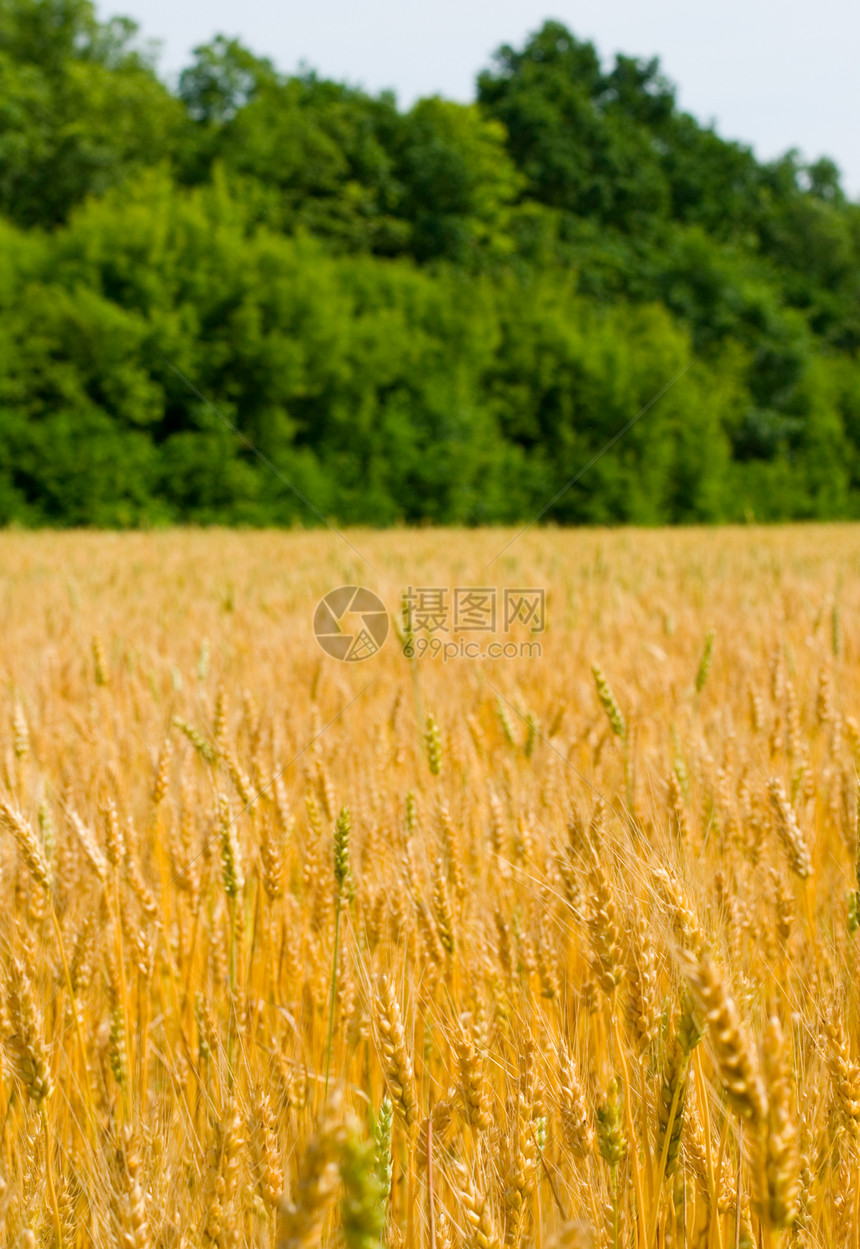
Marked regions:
[0,8,858,528]
[394,97,522,263]
[178,35,276,124]
[0,0,182,226]
[477,21,670,228]
[179,62,408,253]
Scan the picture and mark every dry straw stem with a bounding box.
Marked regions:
[261,814,286,900]
[457,1167,502,1249]
[432,858,456,956]
[557,1046,595,1158]
[67,807,110,884]
[823,1011,860,1137]
[655,993,703,1180]
[251,1092,285,1208]
[0,800,51,891]
[3,957,53,1104]
[416,1096,455,1171]
[655,866,706,957]
[455,1023,491,1132]
[586,855,624,995]
[374,974,419,1135]
[686,952,767,1124]
[760,1015,800,1229]
[206,1102,244,1245]
[0,528,859,1245]
[112,1129,151,1249]
[767,779,812,879]
[624,904,659,1055]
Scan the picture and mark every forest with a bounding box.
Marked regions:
[1,0,859,525]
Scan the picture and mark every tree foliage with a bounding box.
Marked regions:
[0,3,858,524]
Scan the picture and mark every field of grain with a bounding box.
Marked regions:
[1,526,859,1248]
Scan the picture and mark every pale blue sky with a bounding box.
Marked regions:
[97,0,860,196]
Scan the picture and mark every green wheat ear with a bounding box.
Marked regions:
[524,712,539,759]
[591,662,626,740]
[496,697,516,746]
[217,794,244,899]
[849,793,860,933]
[338,1114,387,1249]
[334,805,352,896]
[695,628,715,693]
[373,1095,394,1206]
[597,1075,627,1168]
[849,891,860,934]
[425,713,443,777]
[404,791,418,838]
[326,804,352,1095]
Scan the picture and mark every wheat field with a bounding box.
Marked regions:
[1,526,859,1248]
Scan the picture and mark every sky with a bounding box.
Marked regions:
[96,0,860,197]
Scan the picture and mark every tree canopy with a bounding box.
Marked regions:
[0,1,858,525]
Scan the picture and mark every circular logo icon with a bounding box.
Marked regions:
[313,586,389,661]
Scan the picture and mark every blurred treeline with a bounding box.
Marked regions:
[1,1,859,525]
